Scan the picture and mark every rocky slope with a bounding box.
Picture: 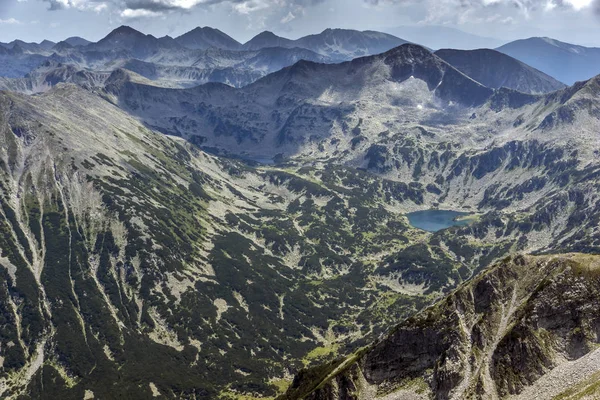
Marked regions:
[100,42,600,257]
[4,72,597,398]
[435,48,566,94]
[103,43,494,158]
[284,254,600,399]
[0,60,110,94]
[2,82,510,399]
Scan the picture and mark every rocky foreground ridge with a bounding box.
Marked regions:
[284,254,600,400]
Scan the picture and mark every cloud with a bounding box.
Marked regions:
[0,18,22,24]
[280,10,295,22]
[365,0,597,24]
[44,0,325,16]
[44,0,110,11]
[40,0,597,27]
[44,0,307,11]
[121,8,164,18]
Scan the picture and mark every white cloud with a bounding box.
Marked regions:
[564,0,593,9]
[45,0,110,11]
[38,0,600,28]
[44,0,325,16]
[280,10,295,22]
[0,18,22,24]
[367,0,598,25]
[120,8,163,18]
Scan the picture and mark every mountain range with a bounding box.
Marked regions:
[1,23,600,400]
[1,25,599,90]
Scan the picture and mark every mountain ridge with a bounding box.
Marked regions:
[282,253,600,399]
[435,48,566,94]
[497,37,600,85]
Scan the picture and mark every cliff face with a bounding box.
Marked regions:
[285,254,600,400]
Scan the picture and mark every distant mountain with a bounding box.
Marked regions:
[64,36,91,47]
[238,46,328,73]
[295,29,409,61]
[52,41,74,52]
[39,40,56,50]
[496,37,600,85]
[387,25,505,50]
[0,60,110,93]
[115,46,327,88]
[88,25,184,59]
[0,26,409,83]
[0,44,330,91]
[0,39,55,54]
[242,31,294,51]
[175,26,241,50]
[242,28,409,61]
[103,44,496,157]
[435,48,566,94]
[0,49,48,78]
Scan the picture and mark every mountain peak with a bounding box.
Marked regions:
[53,41,74,51]
[190,26,220,33]
[255,31,278,38]
[108,25,144,37]
[64,36,91,47]
[175,26,241,50]
[243,31,292,51]
[39,40,56,49]
[381,43,432,62]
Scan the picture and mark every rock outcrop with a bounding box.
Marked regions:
[284,254,600,399]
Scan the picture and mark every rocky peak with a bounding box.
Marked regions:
[175,26,241,50]
[243,31,293,50]
[106,25,145,39]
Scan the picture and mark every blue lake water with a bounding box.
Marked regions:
[241,156,276,165]
[406,210,471,232]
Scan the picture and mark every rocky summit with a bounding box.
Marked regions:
[0,19,599,400]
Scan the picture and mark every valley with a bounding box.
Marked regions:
[0,19,599,400]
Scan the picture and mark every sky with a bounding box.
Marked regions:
[0,0,599,47]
